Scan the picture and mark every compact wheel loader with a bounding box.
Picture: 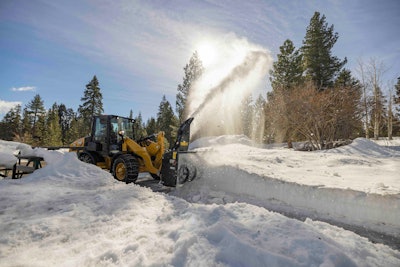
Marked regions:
[70,115,194,186]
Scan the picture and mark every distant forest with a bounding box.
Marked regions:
[1,12,400,149]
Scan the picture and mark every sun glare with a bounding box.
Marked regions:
[196,41,218,67]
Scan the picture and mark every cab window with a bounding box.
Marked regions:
[94,117,107,142]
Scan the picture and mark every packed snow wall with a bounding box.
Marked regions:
[176,152,400,238]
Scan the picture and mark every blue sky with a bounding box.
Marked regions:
[1,0,399,120]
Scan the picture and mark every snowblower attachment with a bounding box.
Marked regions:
[161,117,196,186]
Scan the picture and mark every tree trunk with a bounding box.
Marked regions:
[388,92,393,140]
[363,85,370,138]
[373,79,379,140]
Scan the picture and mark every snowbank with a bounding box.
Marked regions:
[0,139,31,155]
[326,138,400,158]
[373,137,400,148]
[0,140,35,168]
[175,155,400,238]
[186,137,400,195]
[174,137,400,240]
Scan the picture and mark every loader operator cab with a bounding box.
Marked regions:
[90,115,135,155]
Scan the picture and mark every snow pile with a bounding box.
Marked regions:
[0,140,50,166]
[373,137,400,148]
[0,139,399,266]
[0,140,31,155]
[0,152,17,168]
[0,140,30,168]
[326,138,400,158]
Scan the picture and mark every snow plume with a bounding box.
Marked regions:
[188,36,272,141]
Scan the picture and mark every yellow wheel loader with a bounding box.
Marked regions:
[70,115,194,186]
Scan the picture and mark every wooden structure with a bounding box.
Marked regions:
[0,155,44,179]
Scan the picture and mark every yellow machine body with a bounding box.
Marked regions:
[70,115,165,178]
[120,132,165,174]
[71,115,194,186]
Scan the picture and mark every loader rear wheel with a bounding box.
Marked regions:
[78,151,96,165]
[112,154,139,184]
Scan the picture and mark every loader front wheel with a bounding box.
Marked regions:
[112,154,139,184]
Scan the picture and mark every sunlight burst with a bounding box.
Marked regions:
[196,41,218,67]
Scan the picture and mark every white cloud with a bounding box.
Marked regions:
[11,86,36,92]
[0,99,22,115]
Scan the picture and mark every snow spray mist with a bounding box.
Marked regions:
[188,48,272,141]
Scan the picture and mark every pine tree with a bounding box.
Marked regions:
[35,113,47,146]
[78,75,104,135]
[26,94,46,140]
[301,12,347,90]
[58,104,75,145]
[134,112,147,140]
[176,51,204,122]
[394,77,400,119]
[0,121,6,140]
[157,95,178,148]
[66,115,82,144]
[268,40,304,147]
[145,117,158,135]
[0,105,21,140]
[334,69,360,88]
[43,103,63,146]
[21,107,33,143]
[241,94,253,137]
[269,39,303,91]
[252,94,266,143]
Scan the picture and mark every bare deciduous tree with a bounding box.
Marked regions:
[366,58,387,140]
[388,89,393,140]
[356,58,370,138]
[266,81,362,149]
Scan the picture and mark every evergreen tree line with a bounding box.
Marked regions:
[0,76,181,148]
[2,12,400,149]
[265,12,400,148]
[0,76,104,147]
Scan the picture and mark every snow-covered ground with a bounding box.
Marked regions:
[0,138,399,266]
[187,136,400,195]
[174,137,400,248]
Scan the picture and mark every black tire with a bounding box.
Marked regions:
[160,151,177,187]
[78,151,96,165]
[178,165,189,184]
[112,154,139,184]
[150,173,160,180]
[177,164,197,184]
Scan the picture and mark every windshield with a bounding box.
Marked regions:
[110,117,134,140]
